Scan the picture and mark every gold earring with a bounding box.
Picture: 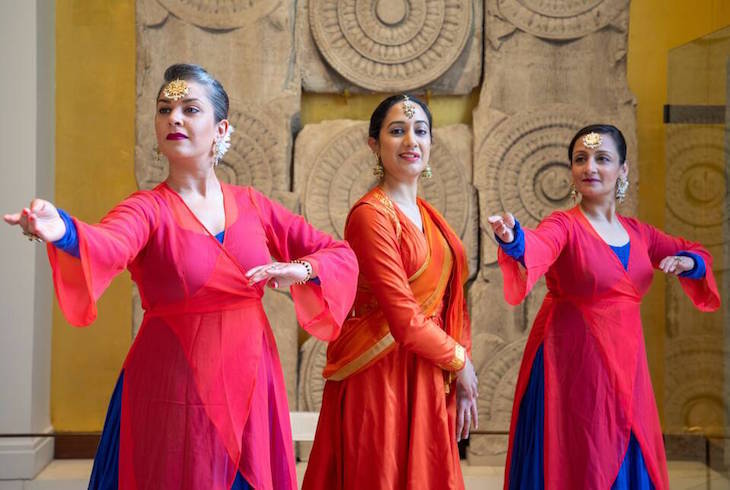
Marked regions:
[421,164,432,179]
[213,139,223,166]
[616,176,629,203]
[569,182,579,203]
[372,154,384,179]
[153,146,162,164]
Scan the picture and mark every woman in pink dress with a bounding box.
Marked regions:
[488,124,720,489]
[4,63,358,490]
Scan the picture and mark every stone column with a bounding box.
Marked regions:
[0,0,55,483]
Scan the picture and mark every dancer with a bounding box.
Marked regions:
[303,94,478,490]
[489,124,720,489]
[5,64,358,490]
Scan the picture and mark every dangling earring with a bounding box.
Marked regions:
[213,139,223,166]
[616,176,629,203]
[421,164,433,179]
[569,182,579,203]
[372,154,384,179]
[213,125,235,167]
[153,146,163,164]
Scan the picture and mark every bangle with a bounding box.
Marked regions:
[291,259,312,284]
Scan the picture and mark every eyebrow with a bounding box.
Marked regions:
[156,97,202,104]
[387,119,429,127]
[574,149,612,155]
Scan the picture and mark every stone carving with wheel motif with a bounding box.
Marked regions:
[136,105,292,200]
[473,105,637,270]
[665,337,726,437]
[665,125,728,261]
[304,0,477,92]
[293,120,478,276]
[489,0,628,40]
[155,0,279,30]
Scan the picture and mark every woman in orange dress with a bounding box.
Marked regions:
[302,94,479,490]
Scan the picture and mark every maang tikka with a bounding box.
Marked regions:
[402,95,416,119]
[582,132,603,149]
[163,79,189,101]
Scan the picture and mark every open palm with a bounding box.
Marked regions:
[4,199,65,242]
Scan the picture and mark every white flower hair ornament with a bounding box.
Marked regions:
[213,125,234,166]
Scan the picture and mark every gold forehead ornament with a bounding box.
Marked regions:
[163,79,189,101]
[582,132,603,149]
[402,95,416,119]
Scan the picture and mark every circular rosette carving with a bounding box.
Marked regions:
[157,0,278,29]
[213,110,285,196]
[298,337,329,412]
[309,0,472,91]
[301,124,470,240]
[477,106,594,228]
[665,337,726,436]
[476,338,526,430]
[496,0,628,40]
[665,125,728,248]
[137,109,285,193]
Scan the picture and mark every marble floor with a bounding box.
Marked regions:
[1,459,727,490]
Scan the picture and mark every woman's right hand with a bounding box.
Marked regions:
[4,199,65,242]
[487,212,516,243]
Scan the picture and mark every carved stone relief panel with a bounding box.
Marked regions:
[474,104,637,274]
[467,266,545,464]
[136,102,296,206]
[488,0,629,41]
[136,0,300,197]
[665,337,726,436]
[155,0,279,30]
[298,0,482,93]
[293,120,478,277]
[664,124,728,437]
[482,1,631,114]
[296,336,328,461]
[665,125,728,263]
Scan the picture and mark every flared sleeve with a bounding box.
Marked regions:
[345,203,465,371]
[640,221,721,311]
[498,211,570,305]
[248,188,358,341]
[46,192,160,326]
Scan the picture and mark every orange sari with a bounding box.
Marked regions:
[303,188,471,490]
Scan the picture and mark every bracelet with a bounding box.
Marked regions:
[22,230,43,243]
[291,259,312,284]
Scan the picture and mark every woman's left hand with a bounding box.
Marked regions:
[658,255,694,276]
[455,357,479,441]
[245,261,310,289]
[456,382,479,442]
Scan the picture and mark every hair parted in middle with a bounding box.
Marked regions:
[368,94,433,141]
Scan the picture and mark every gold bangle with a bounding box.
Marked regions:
[291,259,312,284]
[442,344,466,372]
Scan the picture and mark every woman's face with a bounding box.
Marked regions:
[571,133,628,203]
[155,80,227,165]
[369,101,431,183]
